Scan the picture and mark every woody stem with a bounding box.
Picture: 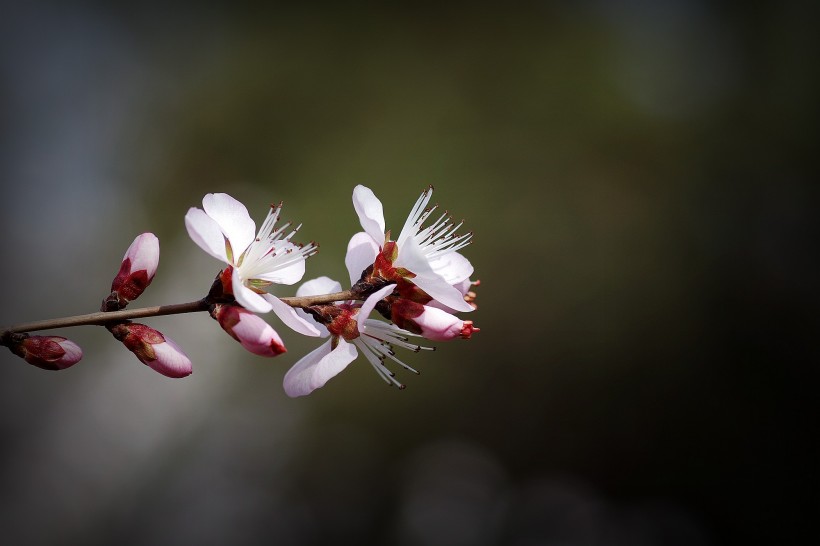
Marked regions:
[0,290,359,337]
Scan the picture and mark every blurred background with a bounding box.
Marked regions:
[0,1,817,544]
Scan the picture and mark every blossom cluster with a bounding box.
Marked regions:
[2,185,479,397]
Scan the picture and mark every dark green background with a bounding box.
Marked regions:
[1,2,817,544]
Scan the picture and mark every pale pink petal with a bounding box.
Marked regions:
[356,284,398,333]
[265,294,322,337]
[296,276,343,298]
[345,232,380,285]
[283,338,358,397]
[149,338,193,378]
[185,207,229,263]
[202,193,256,260]
[428,251,474,285]
[233,268,273,313]
[124,233,160,279]
[352,185,386,245]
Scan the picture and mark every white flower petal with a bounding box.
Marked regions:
[297,276,343,297]
[396,186,433,250]
[292,277,341,338]
[345,232,380,286]
[253,244,306,285]
[265,294,322,337]
[356,284,397,334]
[352,185,386,245]
[393,233,433,275]
[232,268,273,313]
[410,273,475,313]
[283,338,358,397]
[428,251,474,285]
[185,208,229,263]
[202,193,256,260]
[426,278,474,313]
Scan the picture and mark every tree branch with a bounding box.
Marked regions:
[0,290,359,337]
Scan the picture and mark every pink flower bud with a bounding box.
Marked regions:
[9,335,83,370]
[390,298,479,341]
[103,233,160,310]
[211,304,286,357]
[108,323,192,378]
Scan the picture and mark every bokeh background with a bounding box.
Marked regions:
[1,2,817,545]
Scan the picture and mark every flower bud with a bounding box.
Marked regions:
[102,233,160,310]
[210,304,286,357]
[390,298,479,341]
[108,322,192,378]
[8,334,83,370]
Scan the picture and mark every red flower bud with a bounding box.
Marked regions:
[108,322,192,378]
[211,304,286,357]
[8,335,83,370]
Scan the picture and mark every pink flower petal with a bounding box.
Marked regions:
[56,339,84,368]
[124,233,160,279]
[202,193,256,261]
[345,232,380,286]
[149,338,193,378]
[185,207,229,263]
[413,305,465,341]
[352,185,386,246]
[231,310,286,356]
[283,338,358,397]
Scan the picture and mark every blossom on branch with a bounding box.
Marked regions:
[282,281,412,396]
[283,271,478,397]
[185,193,317,314]
[348,185,476,312]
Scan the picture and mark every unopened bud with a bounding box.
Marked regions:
[102,233,160,311]
[210,304,286,357]
[7,334,83,370]
[390,298,479,341]
[108,322,192,378]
